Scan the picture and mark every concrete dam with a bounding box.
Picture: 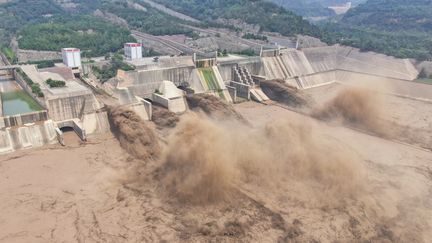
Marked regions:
[2,44,425,154]
[112,44,423,108]
[0,64,109,154]
[0,69,57,154]
[261,45,418,88]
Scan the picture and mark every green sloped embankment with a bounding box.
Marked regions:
[198,68,225,99]
[200,68,220,90]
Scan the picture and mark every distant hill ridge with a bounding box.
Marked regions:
[151,0,323,37]
[0,0,322,50]
[342,0,432,32]
[323,0,432,60]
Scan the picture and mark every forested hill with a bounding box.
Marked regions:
[151,0,323,37]
[322,0,432,60]
[268,0,366,17]
[0,0,323,58]
[0,0,135,57]
[342,0,432,32]
[268,0,336,17]
[2,0,431,61]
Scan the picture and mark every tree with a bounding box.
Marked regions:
[46,78,66,88]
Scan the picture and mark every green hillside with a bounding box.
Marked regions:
[0,0,197,56]
[18,15,135,57]
[269,0,336,17]
[102,1,195,36]
[0,0,135,57]
[323,0,432,60]
[0,0,64,45]
[3,0,431,61]
[152,0,323,38]
[1,0,323,55]
[343,0,432,32]
[268,0,366,17]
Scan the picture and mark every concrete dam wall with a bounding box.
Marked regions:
[46,93,101,122]
[119,66,195,99]
[261,45,418,89]
[114,46,419,103]
[117,56,197,99]
[336,47,418,80]
[46,92,110,138]
[2,110,48,128]
[218,57,264,81]
[0,120,58,154]
[117,57,236,102]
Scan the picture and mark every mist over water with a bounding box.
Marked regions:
[158,114,364,205]
[186,93,247,122]
[260,79,311,107]
[105,85,429,242]
[313,87,389,136]
[108,106,161,160]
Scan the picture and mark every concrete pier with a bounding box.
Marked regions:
[152,81,187,113]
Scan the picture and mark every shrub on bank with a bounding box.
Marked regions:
[16,68,44,97]
[46,78,66,88]
[31,83,44,97]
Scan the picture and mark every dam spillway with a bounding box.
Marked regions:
[0,64,110,154]
[113,45,422,105]
[0,43,428,154]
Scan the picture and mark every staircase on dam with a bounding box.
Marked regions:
[233,66,254,85]
[232,66,270,103]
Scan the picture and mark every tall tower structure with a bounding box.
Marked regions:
[124,43,143,60]
[62,48,81,68]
